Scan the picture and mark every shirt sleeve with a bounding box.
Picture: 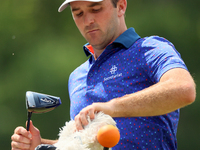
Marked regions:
[141,36,188,83]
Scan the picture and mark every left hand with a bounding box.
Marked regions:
[74,102,113,131]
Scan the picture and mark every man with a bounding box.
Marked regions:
[11,0,196,150]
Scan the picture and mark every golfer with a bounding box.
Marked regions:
[11,0,196,150]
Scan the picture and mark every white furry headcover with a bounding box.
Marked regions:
[54,112,116,150]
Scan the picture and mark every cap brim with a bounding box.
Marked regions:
[58,0,103,12]
[58,0,71,12]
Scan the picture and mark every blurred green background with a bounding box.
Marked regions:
[0,0,199,149]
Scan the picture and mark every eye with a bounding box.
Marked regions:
[76,11,83,17]
[92,7,102,13]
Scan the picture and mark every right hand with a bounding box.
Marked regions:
[11,120,41,150]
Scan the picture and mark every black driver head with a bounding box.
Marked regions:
[26,91,62,113]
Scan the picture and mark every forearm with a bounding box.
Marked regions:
[41,138,58,145]
[110,82,187,117]
[108,69,196,117]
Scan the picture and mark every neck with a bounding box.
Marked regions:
[92,25,127,60]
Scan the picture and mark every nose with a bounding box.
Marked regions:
[83,12,95,26]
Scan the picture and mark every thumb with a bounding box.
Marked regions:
[29,120,40,136]
[27,120,42,150]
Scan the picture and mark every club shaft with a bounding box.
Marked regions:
[26,112,32,131]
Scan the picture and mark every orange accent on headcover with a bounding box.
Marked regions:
[86,45,94,54]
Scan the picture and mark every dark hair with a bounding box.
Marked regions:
[111,0,119,8]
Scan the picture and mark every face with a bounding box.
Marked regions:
[70,0,119,50]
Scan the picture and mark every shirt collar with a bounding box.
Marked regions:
[83,27,140,57]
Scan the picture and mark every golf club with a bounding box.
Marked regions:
[26,91,61,131]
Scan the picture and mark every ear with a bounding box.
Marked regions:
[117,0,127,17]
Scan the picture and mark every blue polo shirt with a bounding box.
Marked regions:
[68,28,187,149]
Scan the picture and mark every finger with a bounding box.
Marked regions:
[11,148,23,150]
[14,127,32,139]
[13,127,32,139]
[11,133,31,145]
[79,110,89,126]
[14,126,26,134]
[88,109,95,120]
[11,140,30,150]
[11,148,21,150]
[74,115,84,131]
[72,123,77,133]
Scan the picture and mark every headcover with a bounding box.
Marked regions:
[58,0,103,12]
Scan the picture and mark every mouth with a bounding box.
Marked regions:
[87,29,99,34]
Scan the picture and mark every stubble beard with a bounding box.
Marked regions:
[85,26,116,51]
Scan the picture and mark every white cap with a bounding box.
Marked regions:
[58,0,103,12]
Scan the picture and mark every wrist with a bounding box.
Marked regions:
[41,138,58,145]
[107,99,117,117]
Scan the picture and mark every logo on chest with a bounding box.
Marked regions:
[104,65,122,82]
[110,65,118,74]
